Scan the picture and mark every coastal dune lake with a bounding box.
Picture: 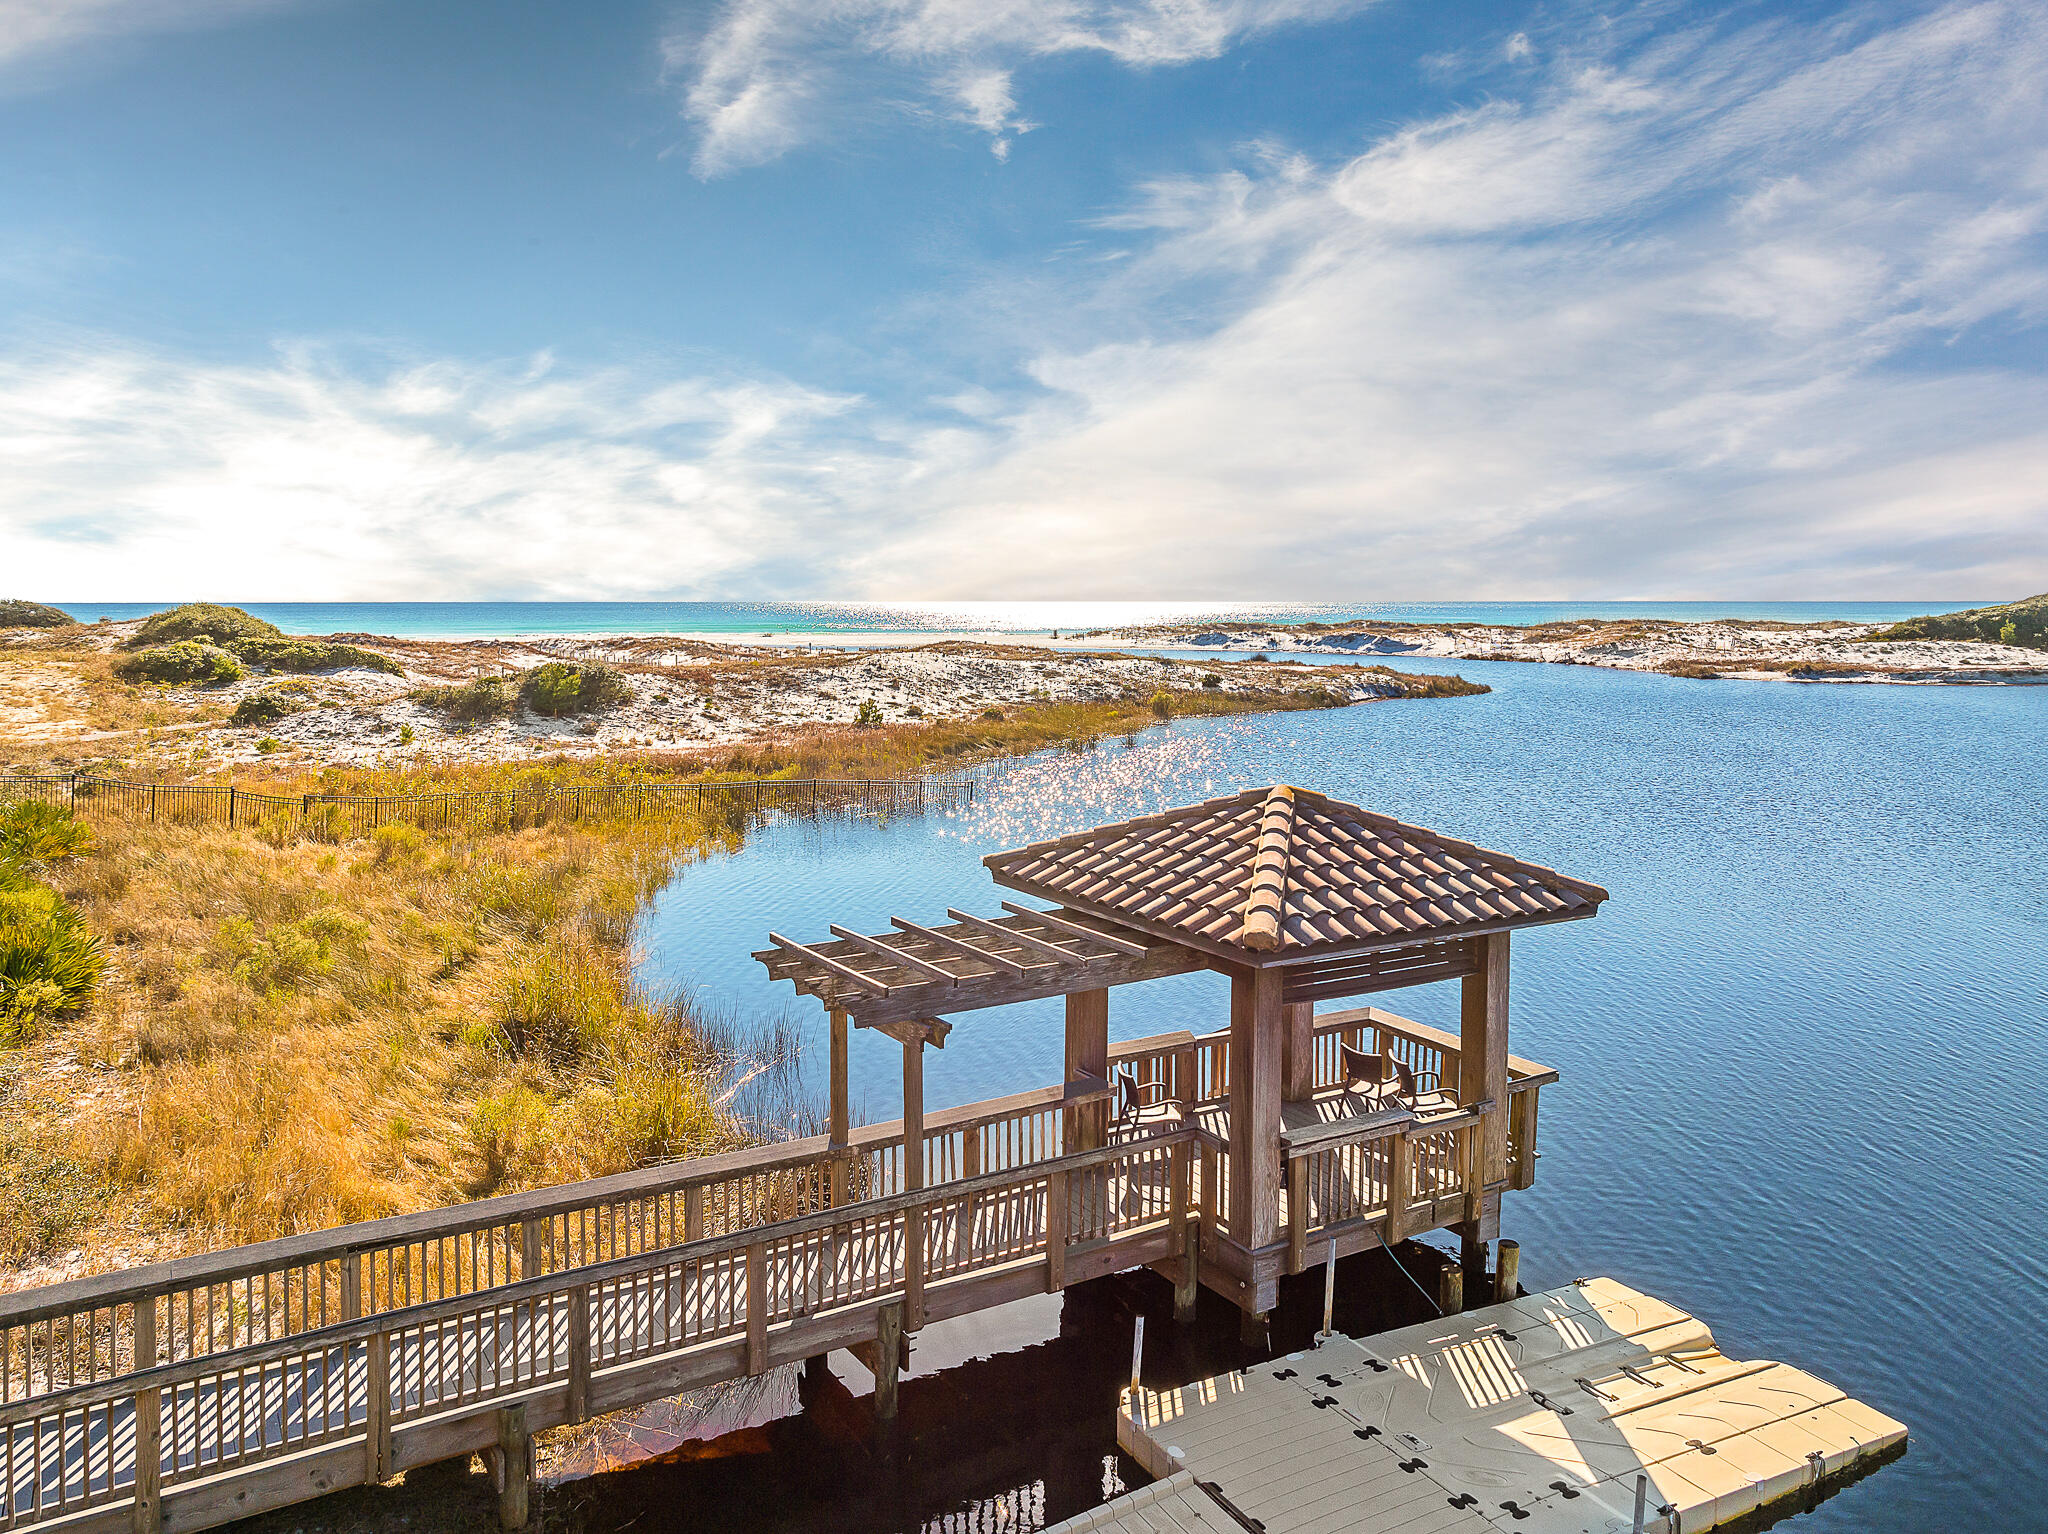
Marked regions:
[638,654,2048,1534]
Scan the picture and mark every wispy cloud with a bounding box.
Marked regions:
[666,0,1370,175]
[0,0,290,80]
[0,342,873,599]
[7,3,2047,599]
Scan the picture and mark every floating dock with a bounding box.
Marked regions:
[1072,1278,1904,1534]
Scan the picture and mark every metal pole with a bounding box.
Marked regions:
[1632,1472,1649,1533]
[1130,1315,1145,1394]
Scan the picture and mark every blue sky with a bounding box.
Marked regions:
[2,0,2044,600]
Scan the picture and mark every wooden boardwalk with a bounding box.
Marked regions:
[2,1008,1548,1534]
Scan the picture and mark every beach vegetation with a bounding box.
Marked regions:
[231,638,403,675]
[855,699,884,727]
[127,603,283,649]
[1,803,104,1046]
[1875,592,2047,650]
[230,686,312,726]
[519,661,633,717]
[111,641,246,686]
[412,675,519,722]
[1149,691,1173,716]
[0,600,74,629]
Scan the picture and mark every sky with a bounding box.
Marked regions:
[1,0,2044,601]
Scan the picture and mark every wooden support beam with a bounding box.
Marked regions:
[768,932,892,994]
[745,1244,768,1376]
[1227,967,1285,1254]
[1460,931,1511,1187]
[493,1405,530,1531]
[829,1009,849,1147]
[889,917,1030,974]
[1385,1131,1412,1245]
[365,1331,392,1482]
[1287,1157,1307,1275]
[874,1301,903,1422]
[1173,1140,1198,1325]
[131,1302,160,1534]
[1065,988,1109,1152]
[902,1040,926,1329]
[998,902,1150,956]
[829,924,959,984]
[566,1287,591,1424]
[871,1016,951,1049]
[1046,1169,1069,1292]
[945,907,1083,964]
[1510,1085,1540,1190]
[1280,1000,1315,1103]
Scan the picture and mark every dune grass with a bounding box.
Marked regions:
[0,799,753,1270]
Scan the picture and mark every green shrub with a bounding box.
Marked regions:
[854,699,883,727]
[229,638,403,675]
[127,602,282,649]
[412,676,517,723]
[0,801,94,864]
[980,707,1003,720]
[1874,593,2047,650]
[230,688,311,726]
[2000,621,2019,645]
[1148,691,1173,717]
[1200,673,1222,689]
[256,737,282,754]
[398,724,415,744]
[518,662,634,717]
[111,641,245,685]
[0,600,73,628]
[0,805,103,1043]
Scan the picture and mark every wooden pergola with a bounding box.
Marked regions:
[757,783,1607,1328]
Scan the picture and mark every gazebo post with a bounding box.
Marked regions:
[1459,932,1511,1257]
[1228,966,1285,1328]
[1281,1000,1315,1103]
[828,1008,850,1206]
[902,1037,926,1329]
[1065,988,1109,1151]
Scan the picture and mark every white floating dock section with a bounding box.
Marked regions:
[1066,1278,1904,1534]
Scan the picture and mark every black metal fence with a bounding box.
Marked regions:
[0,772,974,838]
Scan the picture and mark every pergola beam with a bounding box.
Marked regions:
[768,933,891,995]
[828,924,959,985]
[945,908,1089,965]
[998,902,1150,957]
[888,917,1030,975]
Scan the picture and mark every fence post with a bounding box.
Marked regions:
[226,786,237,828]
[365,1331,392,1483]
[131,1301,160,1534]
[1288,1155,1308,1275]
[745,1242,769,1376]
[340,1253,363,1321]
[1385,1131,1412,1245]
[1045,1169,1069,1293]
[520,1219,545,1280]
[566,1286,590,1423]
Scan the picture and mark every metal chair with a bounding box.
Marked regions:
[1112,1063,1184,1139]
[1339,1043,1454,1115]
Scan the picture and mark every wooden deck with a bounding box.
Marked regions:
[1,1008,1551,1534]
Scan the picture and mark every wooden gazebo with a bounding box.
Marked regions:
[759,784,1607,1334]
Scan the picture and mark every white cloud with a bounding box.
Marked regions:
[8,2,2048,600]
[0,0,289,79]
[668,0,1369,175]
[0,343,874,599]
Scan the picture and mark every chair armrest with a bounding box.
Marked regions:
[1412,1070,1442,1095]
[1130,1077,1174,1104]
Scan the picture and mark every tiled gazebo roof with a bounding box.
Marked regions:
[983,785,1607,963]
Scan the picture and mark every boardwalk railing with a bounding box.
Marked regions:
[0,774,973,839]
[0,1079,1096,1407]
[0,1133,1195,1534]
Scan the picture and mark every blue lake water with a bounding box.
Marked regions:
[47,598,1984,640]
[639,656,2048,1533]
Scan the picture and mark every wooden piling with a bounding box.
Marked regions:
[1437,1256,1464,1315]
[1496,1238,1520,1303]
[494,1405,531,1531]
[875,1300,903,1421]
